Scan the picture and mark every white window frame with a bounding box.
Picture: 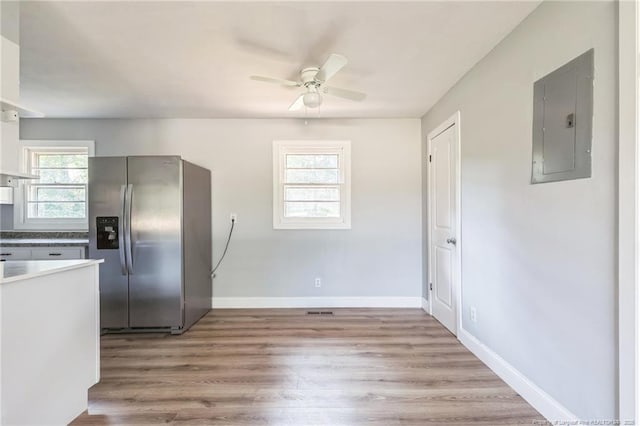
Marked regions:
[14,140,95,231]
[273,140,351,230]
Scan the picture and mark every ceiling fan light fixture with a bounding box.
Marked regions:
[303,91,322,108]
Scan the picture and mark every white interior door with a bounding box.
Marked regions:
[429,122,459,335]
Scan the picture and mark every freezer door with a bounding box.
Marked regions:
[127,156,183,328]
[88,157,129,328]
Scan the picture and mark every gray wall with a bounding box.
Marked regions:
[421,0,616,419]
[21,118,423,299]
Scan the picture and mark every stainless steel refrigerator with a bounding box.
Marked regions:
[88,156,212,334]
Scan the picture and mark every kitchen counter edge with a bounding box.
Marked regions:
[1,259,104,284]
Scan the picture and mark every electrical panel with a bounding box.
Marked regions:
[531,49,593,184]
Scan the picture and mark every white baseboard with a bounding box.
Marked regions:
[211,296,421,309]
[421,297,430,314]
[458,327,578,423]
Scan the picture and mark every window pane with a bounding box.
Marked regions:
[285,169,338,184]
[37,154,88,168]
[30,187,85,202]
[33,169,88,184]
[284,186,340,201]
[27,202,86,218]
[284,202,340,218]
[286,154,338,169]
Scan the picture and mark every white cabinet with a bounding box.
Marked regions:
[0,247,31,260]
[1,36,19,104]
[1,36,20,174]
[1,260,101,425]
[0,247,85,261]
[31,247,85,260]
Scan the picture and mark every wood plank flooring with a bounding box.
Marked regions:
[72,308,545,425]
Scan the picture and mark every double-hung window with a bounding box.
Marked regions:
[273,140,351,229]
[15,140,94,230]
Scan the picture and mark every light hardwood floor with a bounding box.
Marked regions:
[72,308,545,425]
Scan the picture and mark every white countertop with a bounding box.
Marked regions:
[0,259,104,284]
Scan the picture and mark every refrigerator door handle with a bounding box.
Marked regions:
[124,184,134,274]
[118,184,127,275]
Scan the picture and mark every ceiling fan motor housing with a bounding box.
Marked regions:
[301,67,321,85]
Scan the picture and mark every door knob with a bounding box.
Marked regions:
[446,237,457,245]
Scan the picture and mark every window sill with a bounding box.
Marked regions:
[13,222,89,232]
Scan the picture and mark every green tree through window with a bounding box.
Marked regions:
[26,150,88,219]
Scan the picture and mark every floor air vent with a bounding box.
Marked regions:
[306,311,334,315]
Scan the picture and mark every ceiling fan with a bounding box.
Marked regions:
[250,53,366,111]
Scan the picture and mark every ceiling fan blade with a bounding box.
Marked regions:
[323,86,367,102]
[315,53,347,83]
[250,75,299,87]
[288,94,305,111]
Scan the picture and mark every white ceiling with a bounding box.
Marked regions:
[18,1,540,119]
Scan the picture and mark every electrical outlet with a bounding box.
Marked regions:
[230,213,238,223]
[470,307,477,323]
[315,277,322,288]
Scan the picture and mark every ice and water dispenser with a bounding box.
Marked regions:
[96,217,119,250]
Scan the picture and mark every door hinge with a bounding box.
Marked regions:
[429,283,433,291]
[429,155,432,162]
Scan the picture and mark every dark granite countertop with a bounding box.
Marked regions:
[0,231,89,247]
[0,239,89,247]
